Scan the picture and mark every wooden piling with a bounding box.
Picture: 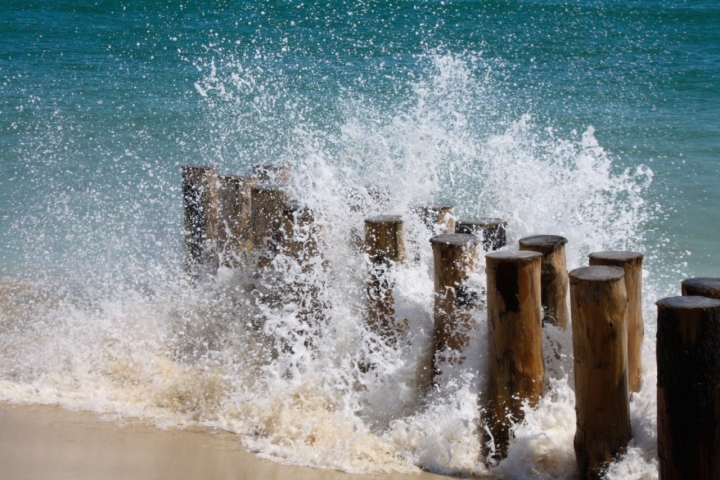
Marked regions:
[430,233,481,376]
[253,163,292,184]
[656,296,720,480]
[589,251,644,393]
[415,204,455,234]
[251,184,292,270]
[681,277,720,299]
[218,174,258,267]
[455,218,507,251]
[570,266,631,480]
[182,165,220,277]
[364,215,405,340]
[519,235,569,329]
[485,250,544,461]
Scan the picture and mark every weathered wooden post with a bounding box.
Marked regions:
[182,165,220,278]
[681,277,720,299]
[570,266,631,480]
[430,233,480,377]
[519,235,569,329]
[485,250,544,461]
[251,184,292,270]
[218,174,258,267]
[415,204,455,234]
[656,296,720,480]
[455,218,507,251]
[253,163,292,184]
[364,215,405,340]
[589,251,644,393]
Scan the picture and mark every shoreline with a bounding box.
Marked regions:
[0,403,451,480]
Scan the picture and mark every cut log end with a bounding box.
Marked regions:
[429,233,478,247]
[569,265,624,283]
[681,277,720,299]
[657,295,720,310]
[518,234,567,252]
[486,250,542,263]
[588,250,644,265]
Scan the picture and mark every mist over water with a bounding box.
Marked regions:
[2,1,719,478]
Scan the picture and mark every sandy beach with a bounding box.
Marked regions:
[0,404,449,480]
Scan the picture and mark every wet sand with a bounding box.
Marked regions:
[0,403,450,480]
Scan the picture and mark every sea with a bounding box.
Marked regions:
[1,1,719,478]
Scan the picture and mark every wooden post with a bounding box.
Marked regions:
[570,266,631,480]
[182,165,219,278]
[455,218,507,251]
[253,163,292,184]
[485,250,544,461]
[681,277,720,299]
[518,235,569,329]
[364,215,404,340]
[656,296,720,480]
[589,251,644,393]
[415,204,455,234]
[218,174,258,268]
[251,184,292,270]
[430,233,481,376]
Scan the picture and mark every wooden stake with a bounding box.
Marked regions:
[364,215,404,340]
[485,250,544,461]
[519,235,569,329]
[218,174,258,268]
[415,204,455,234]
[681,277,720,299]
[656,296,720,480]
[589,251,644,393]
[455,218,507,251]
[253,163,292,184]
[570,266,631,480]
[430,233,481,376]
[251,184,292,270]
[182,165,219,278]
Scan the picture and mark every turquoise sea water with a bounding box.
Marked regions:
[0,1,719,478]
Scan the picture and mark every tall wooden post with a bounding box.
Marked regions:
[656,296,720,480]
[570,266,631,480]
[182,165,219,278]
[364,215,405,340]
[430,233,480,376]
[415,204,455,234]
[251,184,292,270]
[589,251,644,393]
[681,277,720,299]
[485,250,544,461]
[519,235,569,329]
[218,174,258,268]
[455,218,507,251]
[253,163,292,184]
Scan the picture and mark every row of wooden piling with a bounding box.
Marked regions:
[182,164,720,479]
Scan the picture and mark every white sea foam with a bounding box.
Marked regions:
[0,54,659,477]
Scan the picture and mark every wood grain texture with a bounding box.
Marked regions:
[182,165,220,278]
[218,174,258,268]
[682,277,720,299]
[455,218,507,252]
[519,235,569,329]
[251,184,292,271]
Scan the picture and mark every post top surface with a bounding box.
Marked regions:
[219,173,252,182]
[429,233,479,246]
[657,295,720,309]
[682,277,720,291]
[253,162,291,171]
[182,164,217,171]
[569,266,624,282]
[420,203,453,211]
[251,183,288,192]
[366,215,403,224]
[589,251,644,263]
[456,217,507,227]
[486,250,541,262]
[519,235,568,248]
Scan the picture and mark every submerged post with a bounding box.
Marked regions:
[430,233,480,377]
[485,250,544,461]
[253,163,292,184]
[656,296,720,480]
[681,277,720,299]
[251,184,292,270]
[364,215,405,340]
[519,235,569,329]
[182,165,220,278]
[218,174,258,267]
[570,266,631,480]
[589,251,644,393]
[416,204,455,234]
[455,218,507,251]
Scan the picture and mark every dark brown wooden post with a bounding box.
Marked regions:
[656,296,720,480]
[682,278,720,299]
[182,165,220,277]
[253,163,292,184]
[589,251,644,393]
[455,218,507,251]
[251,184,292,270]
[364,215,405,340]
[218,174,258,268]
[519,235,569,329]
[430,233,480,377]
[570,266,631,480]
[485,250,544,461]
[415,204,455,234]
